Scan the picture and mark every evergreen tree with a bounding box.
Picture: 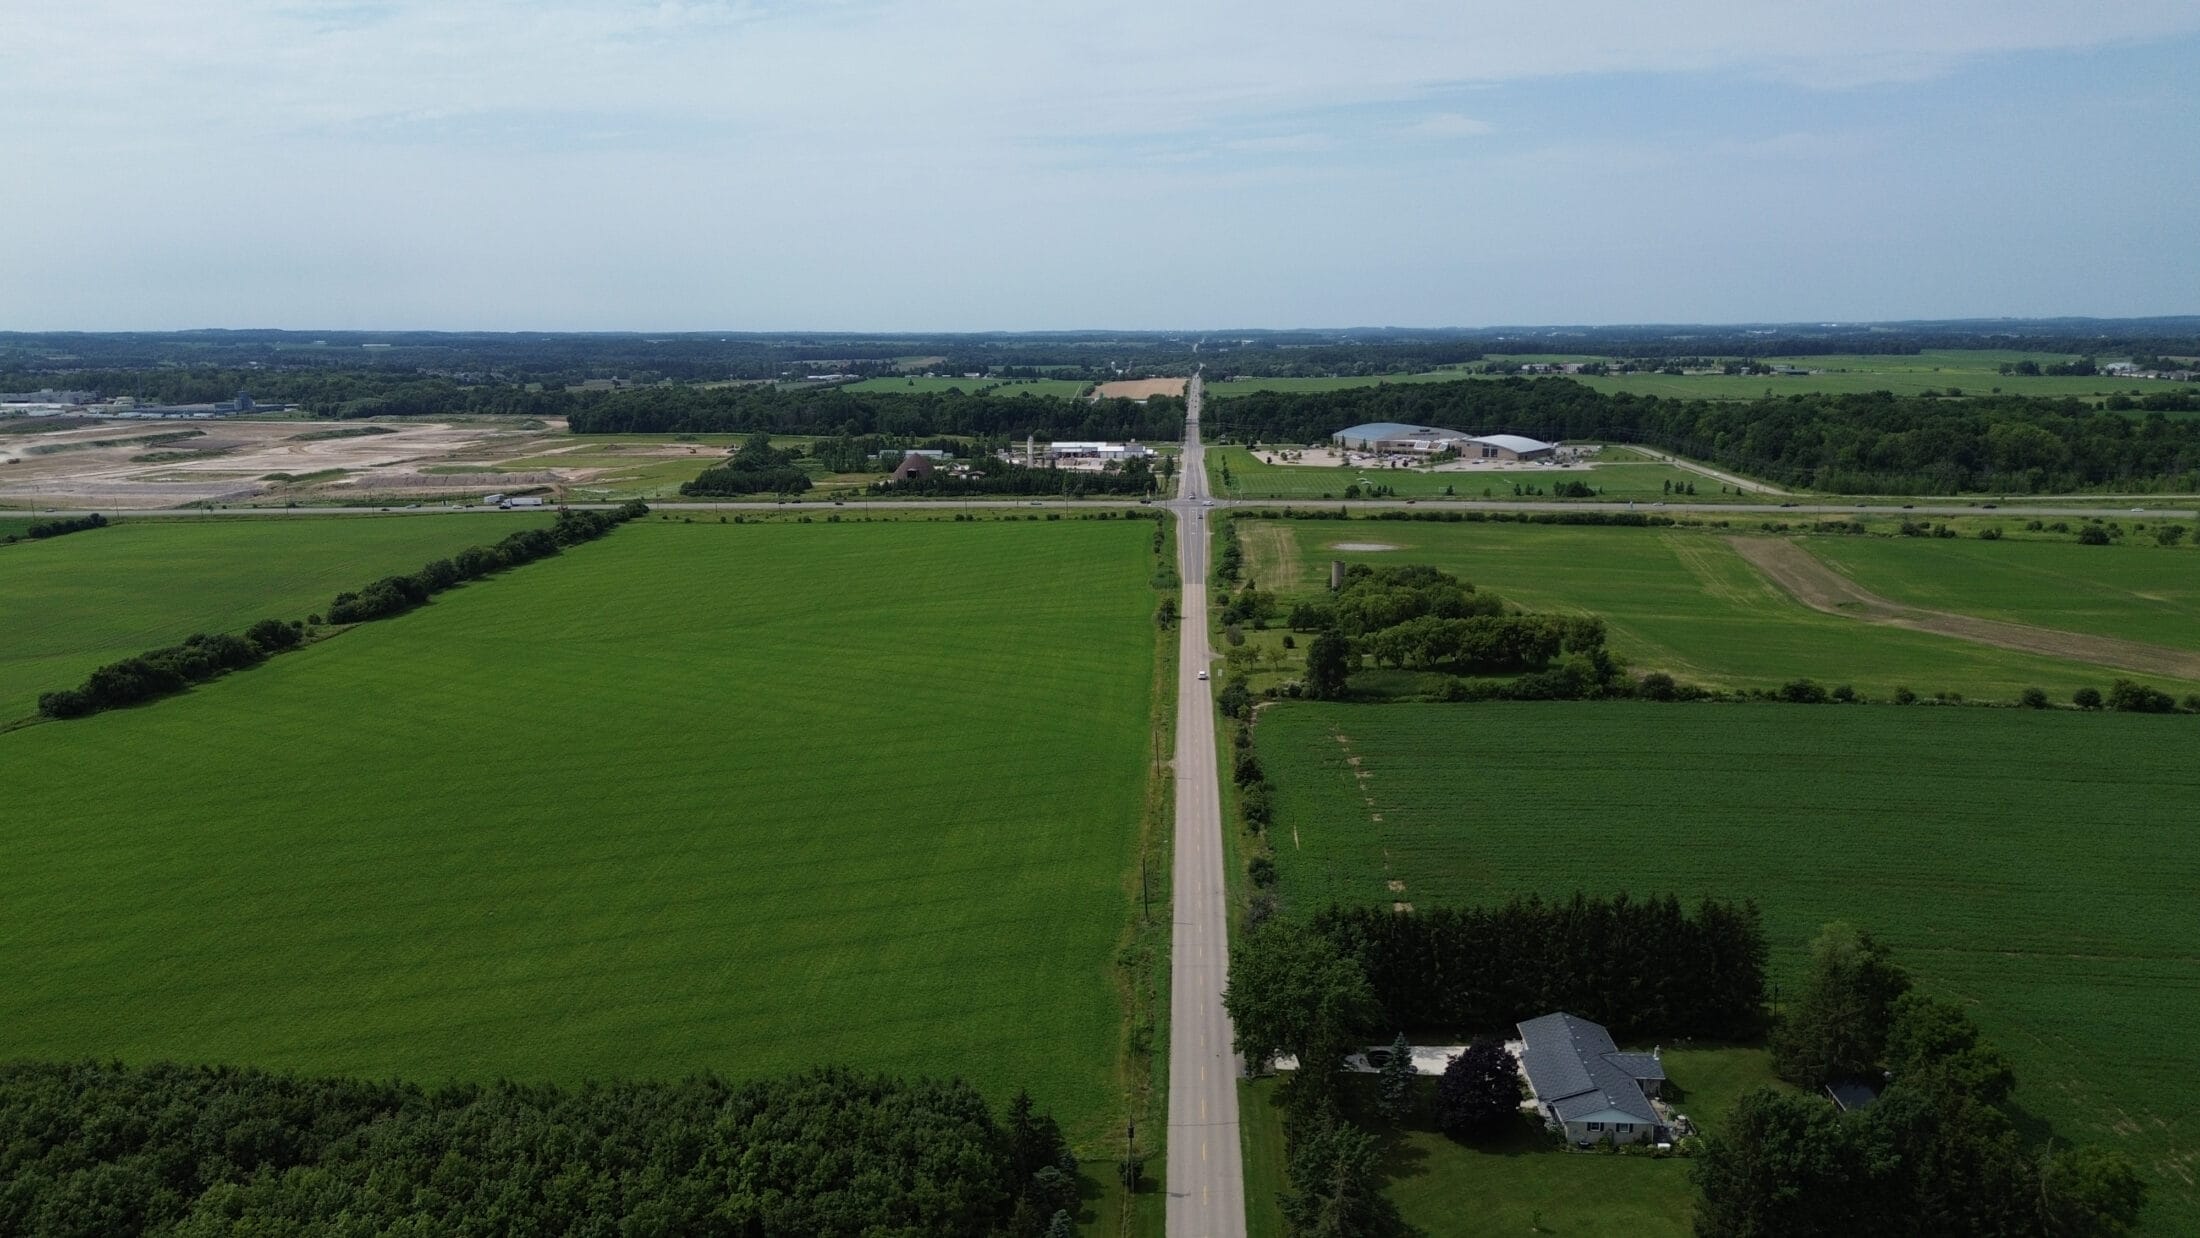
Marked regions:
[1375,1033,1416,1123]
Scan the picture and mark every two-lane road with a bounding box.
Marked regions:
[1165,374,1248,1238]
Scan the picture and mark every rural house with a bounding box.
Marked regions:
[1517,1011,1667,1145]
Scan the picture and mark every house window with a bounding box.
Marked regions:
[1617,1124,1633,1133]
[1587,1122,1603,1132]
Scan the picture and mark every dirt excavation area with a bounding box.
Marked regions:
[0,418,689,509]
[1727,536,2200,681]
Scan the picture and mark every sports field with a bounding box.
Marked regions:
[1253,701,2200,1230]
[1235,518,2200,701]
[0,519,1160,1146]
[0,514,555,723]
[1207,445,1730,503]
[1806,534,2200,650]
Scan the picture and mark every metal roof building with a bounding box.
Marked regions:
[1330,424,1559,460]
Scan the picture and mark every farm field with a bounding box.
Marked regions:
[0,513,554,723]
[1805,535,2200,651]
[1205,371,1470,398]
[1241,1049,1782,1238]
[1234,518,2200,701]
[843,376,1093,399]
[1206,445,1732,504]
[0,519,1161,1149]
[1253,701,2200,1231]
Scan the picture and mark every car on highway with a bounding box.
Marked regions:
[1197,671,1208,680]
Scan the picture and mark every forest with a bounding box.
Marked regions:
[571,386,1183,441]
[1206,378,2200,493]
[0,1060,1083,1237]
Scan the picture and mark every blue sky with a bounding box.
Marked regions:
[3,1,2195,330]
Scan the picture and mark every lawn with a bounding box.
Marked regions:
[0,513,554,723]
[843,376,1093,399]
[1241,1049,1780,1238]
[1253,701,2200,1232]
[1206,446,1730,504]
[0,519,1162,1152]
[1232,518,2200,701]
[1806,534,2200,651]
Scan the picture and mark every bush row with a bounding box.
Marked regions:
[3,511,109,544]
[38,620,305,719]
[324,504,645,625]
[39,505,648,721]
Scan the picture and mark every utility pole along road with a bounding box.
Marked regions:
[1165,373,1248,1237]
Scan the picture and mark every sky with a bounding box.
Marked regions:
[3,0,2197,331]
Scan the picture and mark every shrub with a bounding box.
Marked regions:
[1639,672,1678,701]
[1778,678,1829,704]
[1830,683,1857,703]
[2072,687,2103,710]
[2077,526,2110,546]
[1435,1042,1526,1138]
[2018,687,2049,709]
[1893,686,1917,705]
[2106,679,2176,713]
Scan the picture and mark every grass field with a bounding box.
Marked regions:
[1252,701,2200,1232]
[1234,518,2200,701]
[1241,1049,1782,1238]
[1806,535,2200,650]
[0,514,555,723]
[1203,351,2168,403]
[844,376,1093,399]
[0,519,1161,1152]
[1206,446,1733,504]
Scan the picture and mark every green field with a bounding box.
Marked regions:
[1234,518,2200,701]
[1242,1048,1782,1238]
[1806,535,2200,650]
[1205,372,1471,398]
[1208,445,1739,503]
[1252,701,2200,1231]
[1203,351,2167,403]
[0,519,1160,1149]
[844,376,1093,399]
[0,514,555,723]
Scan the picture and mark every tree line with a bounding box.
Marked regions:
[1311,894,1767,1041]
[0,1059,1083,1237]
[569,385,1184,441]
[1206,378,2200,494]
[4,512,109,544]
[871,457,1159,498]
[1695,922,2147,1237]
[39,505,647,720]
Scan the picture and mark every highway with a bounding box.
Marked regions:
[1164,373,1248,1238]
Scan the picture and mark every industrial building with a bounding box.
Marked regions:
[1329,422,1558,461]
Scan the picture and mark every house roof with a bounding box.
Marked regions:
[1517,1012,1660,1127]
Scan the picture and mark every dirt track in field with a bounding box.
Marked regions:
[1726,535,2200,681]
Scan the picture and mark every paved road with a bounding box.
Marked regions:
[1165,374,1247,1238]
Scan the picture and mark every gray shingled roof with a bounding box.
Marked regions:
[1516,1012,1661,1127]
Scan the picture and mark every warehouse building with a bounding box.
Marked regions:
[1330,423,1558,461]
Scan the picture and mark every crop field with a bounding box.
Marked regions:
[1206,446,1729,504]
[1254,701,2200,1230]
[843,376,1092,399]
[1806,535,2200,650]
[0,519,1160,1147]
[0,513,555,723]
[1235,518,2200,701]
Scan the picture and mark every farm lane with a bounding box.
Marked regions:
[1165,373,1249,1238]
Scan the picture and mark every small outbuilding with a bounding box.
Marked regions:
[1517,1011,1667,1145]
